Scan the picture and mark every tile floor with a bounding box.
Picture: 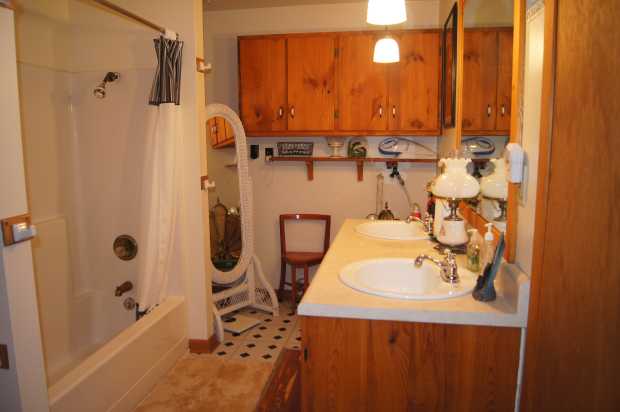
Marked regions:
[213,300,302,363]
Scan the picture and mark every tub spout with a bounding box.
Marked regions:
[115,281,133,297]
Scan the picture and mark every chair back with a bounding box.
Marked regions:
[279,214,331,256]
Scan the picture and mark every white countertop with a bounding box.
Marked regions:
[298,219,530,328]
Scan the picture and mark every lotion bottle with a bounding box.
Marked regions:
[482,223,496,269]
[466,229,483,272]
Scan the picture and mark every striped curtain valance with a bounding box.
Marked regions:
[149,36,183,106]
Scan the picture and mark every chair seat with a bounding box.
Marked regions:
[284,251,325,266]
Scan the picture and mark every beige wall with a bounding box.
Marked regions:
[204,1,442,288]
[464,0,513,27]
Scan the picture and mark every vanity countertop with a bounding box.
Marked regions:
[297,219,530,328]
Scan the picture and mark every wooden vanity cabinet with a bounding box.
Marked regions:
[300,316,521,412]
[208,116,235,148]
[238,37,287,133]
[462,28,513,135]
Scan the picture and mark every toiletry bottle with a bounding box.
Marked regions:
[482,223,496,269]
[466,229,483,272]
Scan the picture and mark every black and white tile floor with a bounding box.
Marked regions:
[211,301,301,363]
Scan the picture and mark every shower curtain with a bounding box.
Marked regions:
[137,35,184,312]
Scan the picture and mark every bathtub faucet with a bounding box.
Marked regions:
[115,281,133,297]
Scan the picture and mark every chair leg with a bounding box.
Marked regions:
[303,265,309,293]
[278,259,286,301]
[291,266,297,307]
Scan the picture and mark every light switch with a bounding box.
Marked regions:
[12,222,37,243]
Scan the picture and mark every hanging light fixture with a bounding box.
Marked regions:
[367,0,407,26]
[367,0,406,63]
[373,34,400,63]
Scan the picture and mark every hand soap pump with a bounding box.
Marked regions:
[466,229,483,272]
[482,223,496,268]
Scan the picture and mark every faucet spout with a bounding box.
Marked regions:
[414,250,460,284]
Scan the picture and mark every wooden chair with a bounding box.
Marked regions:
[279,214,331,306]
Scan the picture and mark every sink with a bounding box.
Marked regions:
[355,221,429,241]
[339,258,477,300]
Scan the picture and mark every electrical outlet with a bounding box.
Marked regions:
[0,344,9,369]
[264,147,274,162]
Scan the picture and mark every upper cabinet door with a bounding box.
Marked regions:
[337,33,389,131]
[287,36,336,131]
[388,31,440,133]
[238,37,287,132]
[496,30,513,132]
[462,30,498,132]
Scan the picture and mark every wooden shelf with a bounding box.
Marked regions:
[268,156,437,181]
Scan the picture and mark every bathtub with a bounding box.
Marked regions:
[48,296,187,412]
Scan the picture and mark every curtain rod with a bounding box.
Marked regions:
[91,0,166,35]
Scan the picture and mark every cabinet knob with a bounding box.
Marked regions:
[500,104,506,116]
[378,105,384,118]
[487,104,492,117]
[278,106,284,119]
[392,105,397,118]
[290,106,296,119]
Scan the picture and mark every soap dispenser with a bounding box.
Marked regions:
[482,223,496,269]
[466,229,483,272]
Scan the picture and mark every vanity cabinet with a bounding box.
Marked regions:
[238,30,441,136]
[208,116,235,148]
[300,316,521,412]
[462,28,513,135]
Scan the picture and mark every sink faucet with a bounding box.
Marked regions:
[406,213,434,234]
[414,249,459,284]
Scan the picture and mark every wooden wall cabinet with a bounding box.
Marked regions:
[239,30,441,137]
[301,316,521,412]
[462,28,513,135]
[208,116,235,148]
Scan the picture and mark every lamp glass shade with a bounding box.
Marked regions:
[480,158,508,199]
[432,158,480,199]
[367,0,407,25]
[373,37,400,63]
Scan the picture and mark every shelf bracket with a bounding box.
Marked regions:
[305,160,314,181]
[356,160,364,182]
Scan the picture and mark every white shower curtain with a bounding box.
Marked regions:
[137,34,184,311]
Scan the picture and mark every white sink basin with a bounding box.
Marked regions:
[355,220,429,241]
[339,258,477,300]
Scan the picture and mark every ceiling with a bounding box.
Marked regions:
[204,0,366,11]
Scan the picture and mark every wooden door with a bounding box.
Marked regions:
[523,0,620,410]
[388,31,440,133]
[238,37,286,133]
[287,36,336,131]
[496,30,513,132]
[301,316,521,412]
[462,30,498,132]
[337,33,388,132]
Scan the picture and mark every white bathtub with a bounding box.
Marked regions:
[48,296,187,412]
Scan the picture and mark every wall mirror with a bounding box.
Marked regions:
[442,3,457,128]
[456,0,518,259]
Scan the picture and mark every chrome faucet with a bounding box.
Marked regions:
[414,249,459,284]
[406,213,434,234]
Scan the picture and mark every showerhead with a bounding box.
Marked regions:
[93,72,120,99]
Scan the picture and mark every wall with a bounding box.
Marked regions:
[464,0,513,27]
[0,6,49,411]
[515,1,544,275]
[204,1,441,288]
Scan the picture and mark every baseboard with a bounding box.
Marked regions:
[188,335,219,354]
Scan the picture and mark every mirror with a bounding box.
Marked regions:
[205,114,242,273]
[442,3,457,128]
[456,0,516,253]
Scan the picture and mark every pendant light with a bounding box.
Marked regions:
[367,0,406,63]
[373,34,400,63]
[367,0,407,25]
